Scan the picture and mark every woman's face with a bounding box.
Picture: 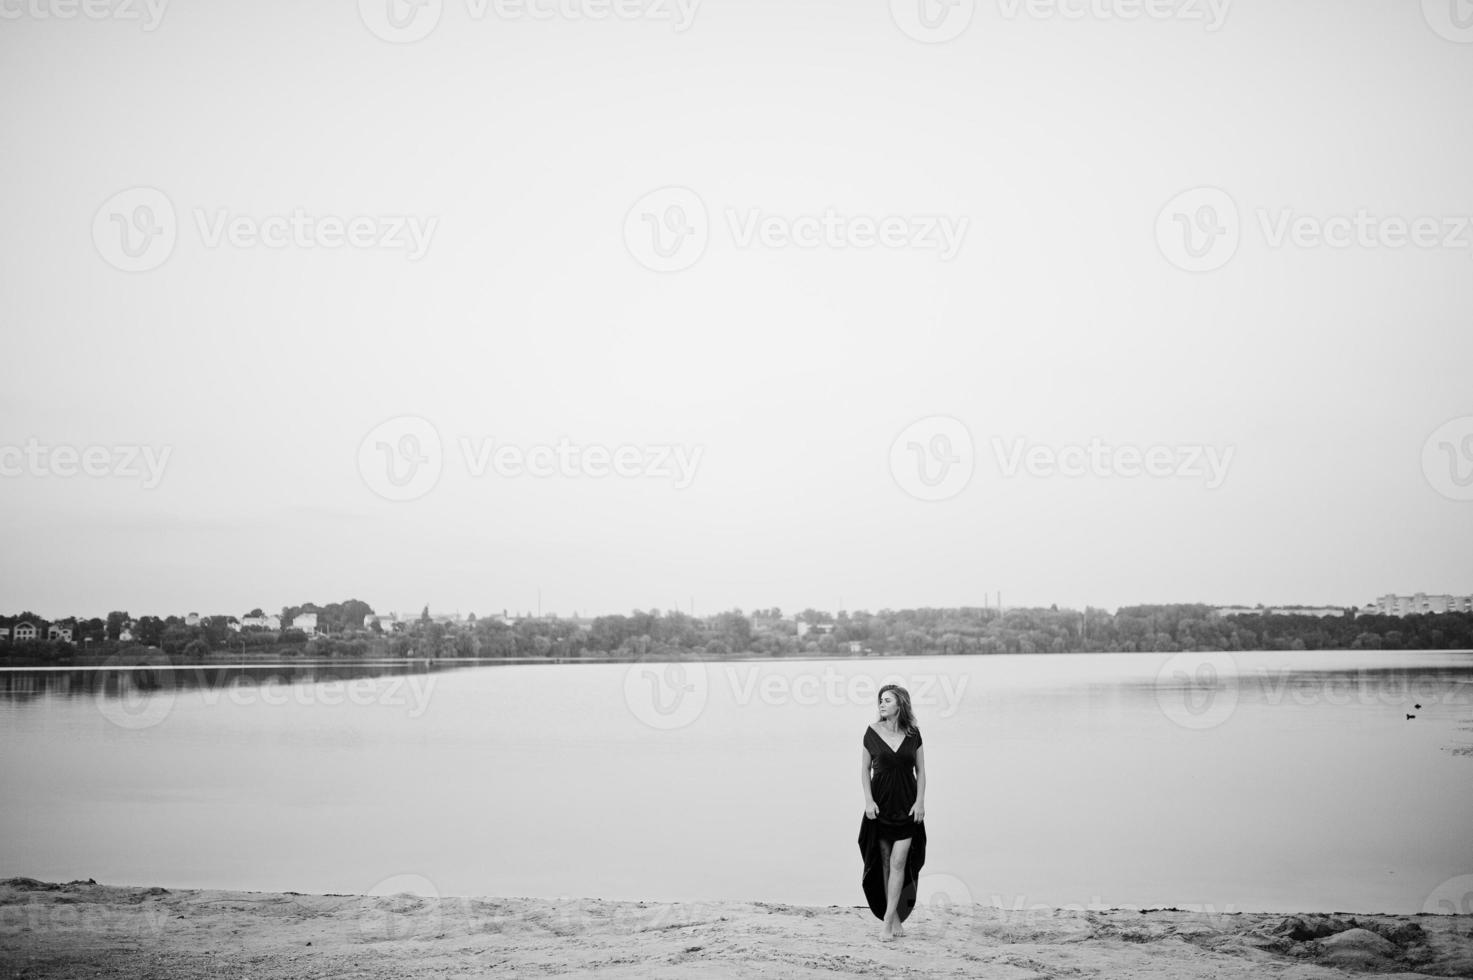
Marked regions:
[878,691,897,717]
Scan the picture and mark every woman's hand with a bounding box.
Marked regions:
[864,801,878,819]
[909,801,925,823]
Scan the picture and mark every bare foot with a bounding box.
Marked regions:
[894,922,905,937]
[879,926,895,941]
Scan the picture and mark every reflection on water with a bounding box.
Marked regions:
[0,661,442,702]
[1,650,1470,915]
[0,655,773,702]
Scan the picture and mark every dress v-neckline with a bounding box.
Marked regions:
[871,724,907,755]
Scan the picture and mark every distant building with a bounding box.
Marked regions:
[292,612,318,636]
[185,612,200,627]
[47,624,73,642]
[796,620,837,639]
[13,622,37,641]
[0,627,9,642]
[1213,606,1346,619]
[1263,606,1345,618]
[1359,593,1473,617]
[847,641,862,654]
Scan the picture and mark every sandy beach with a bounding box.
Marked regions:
[3,877,1471,979]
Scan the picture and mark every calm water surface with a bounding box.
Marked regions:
[2,651,1470,914]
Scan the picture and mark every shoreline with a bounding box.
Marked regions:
[5,646,1473,669]
[4,878,1471,979]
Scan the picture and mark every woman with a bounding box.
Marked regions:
[857,683,927,940]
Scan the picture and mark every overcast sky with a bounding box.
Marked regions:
[1,0,1470,621]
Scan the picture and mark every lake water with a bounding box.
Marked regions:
[2,650,1471,916]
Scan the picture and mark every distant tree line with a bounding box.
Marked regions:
[0,600,378,663]
[359,604,1473,659]
[3,603,1472,663]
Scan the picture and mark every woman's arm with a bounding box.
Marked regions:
[912,745,926,821]
[860,746,877,814]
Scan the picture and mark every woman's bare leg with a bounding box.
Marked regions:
[876,838,892,938]
[880,836,911,940]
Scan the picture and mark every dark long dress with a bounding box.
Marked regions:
[857,724,927,921]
